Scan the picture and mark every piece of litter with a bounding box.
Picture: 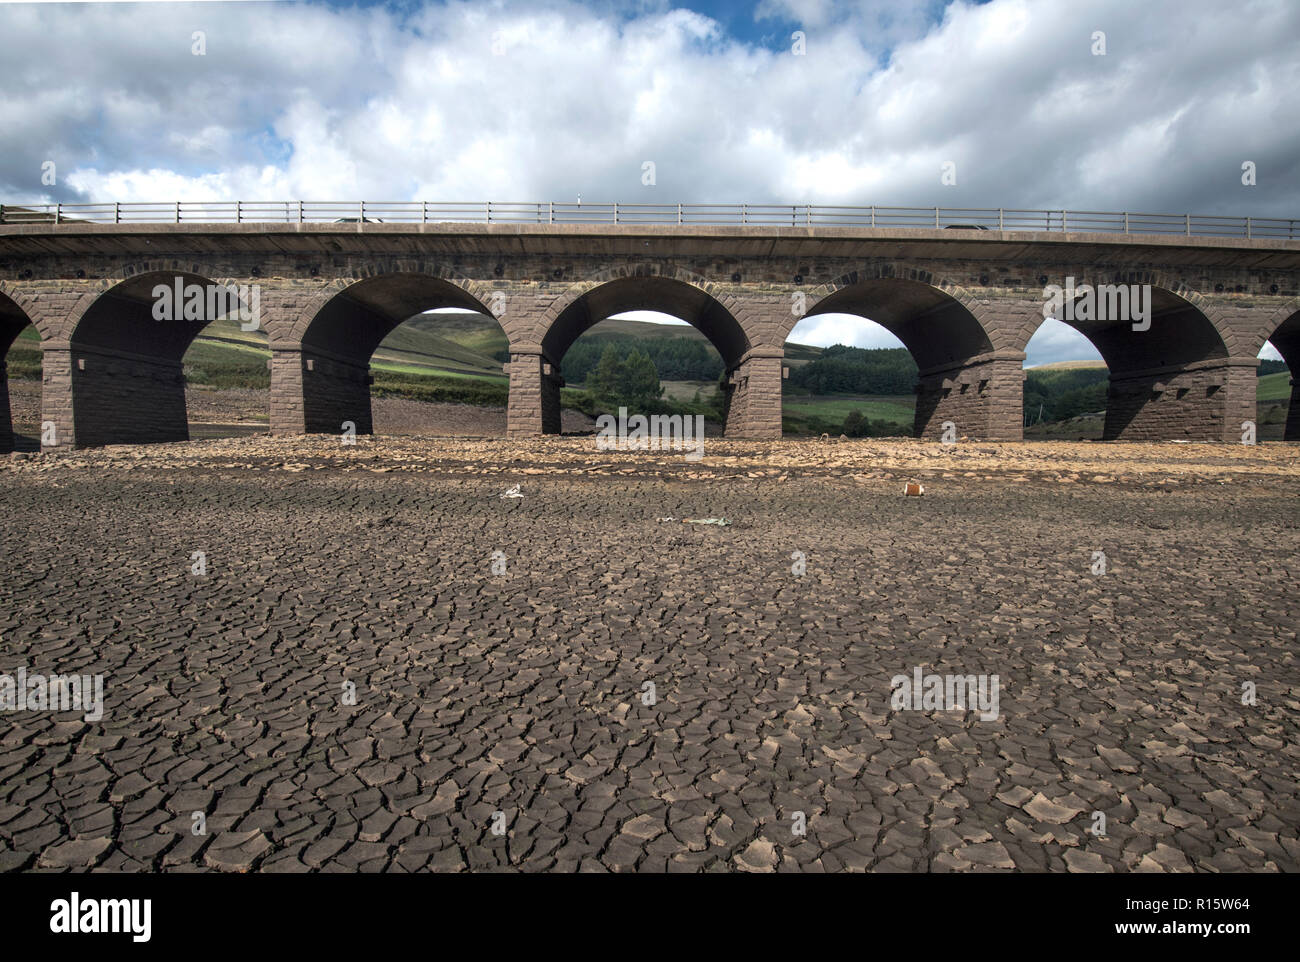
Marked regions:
[656,516,677,522]
[500,484,523,499]
[903,482,924,496]
[682,517,730,525]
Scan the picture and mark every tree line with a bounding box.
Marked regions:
[561,335,724,385]
[784,345,918,395]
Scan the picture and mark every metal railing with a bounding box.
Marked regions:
[0,201,1295,238]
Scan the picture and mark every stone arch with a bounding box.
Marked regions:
[779,263,992,347]
[1254,301,1300,441]
[54,265,263,448]
[1014,273,1231,374]
[68,266,254,359]
[55,259,252,343]
[778,264,1008,439]
[281,265,506,437]
[0,280,49,338]
[1015,271,1246,441]
[1248,296,1300,358]
[285,262,496,345]
[0,285,39,452]
[533,264,755,364]
[514,266,755,437]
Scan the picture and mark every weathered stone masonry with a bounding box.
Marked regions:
[0,223,1296,449]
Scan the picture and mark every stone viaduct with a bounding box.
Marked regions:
[0,219,1297,451]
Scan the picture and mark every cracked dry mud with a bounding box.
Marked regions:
[1,436,1297,872]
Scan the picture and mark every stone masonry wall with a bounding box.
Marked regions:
[0,361,11,452]
[1287,380,1300,441]
[915,356,1025,441]
[725,353,783,438]
[0,238,1294,446]
[1104,362,1253,441]
[301,355,372,436]
[70,347,188,447]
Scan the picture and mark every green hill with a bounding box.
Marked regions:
[1257,370,1291,402]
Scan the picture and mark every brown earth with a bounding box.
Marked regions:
[6,382,597,438]
[2,434,1298,873]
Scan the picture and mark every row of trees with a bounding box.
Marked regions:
[585,346,663,405]
[785,346,918,395]
[1023,368,1109,424]
[562,335,723,385]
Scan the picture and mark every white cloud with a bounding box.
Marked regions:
[608,311,689,325]
[3,0,1294,217]
[3,0,1297,367]
[788,314,905,349]
[1024,319,1104,367]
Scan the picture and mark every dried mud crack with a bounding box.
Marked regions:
[1,436,1297,872]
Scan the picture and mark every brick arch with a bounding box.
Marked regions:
[1010,268,1237,357]
[527,263,759,352]
[286,263,495,344]
[55,260,251,343]
[775,263,996,348]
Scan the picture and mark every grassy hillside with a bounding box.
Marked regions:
[1257,371,1291,402]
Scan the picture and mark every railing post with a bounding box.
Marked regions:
[613,202,618,224]
[871,205,875,227]
[1062,209,1068,232]
[298,201,304,224]
[806,204,811,226]
[935,207,940,228]
[422,201,427,225]
[741,203,747,225]
[359,201,365,222]
[1124,212,1129,233]
[998,208,1003,230]
[114,203,120,224]
[549,201,554,224]
[175,201,181,224]
[485,201,490,223]
[1245,216,1251,239]
[677,203,682,225]
[54,204,61,224]
[236,201,242,223]
[1185,213,1190,235]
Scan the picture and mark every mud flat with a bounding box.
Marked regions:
[0,435,1296,872]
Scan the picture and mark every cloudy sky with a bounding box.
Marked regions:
[2,0,1296,363]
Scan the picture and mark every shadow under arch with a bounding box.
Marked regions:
[1036,285,1234,440]
[792,274,1003,438]
[289,271,500,436]
[538,273,751,435]
[0,290,35,452]
[1260,307,1300,440]
[65,270,255,447]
